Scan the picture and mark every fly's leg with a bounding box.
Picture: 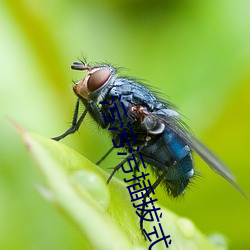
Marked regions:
[105,143,167,239]
[106,155,131,184]
[139,171,168,239]
[52,99,89,141]
[88,100,107,129]
[131,149,169,238]
[133,159,141,185]
[96,147,114,165]
[106,145,146,184]
[52,99,108,141]
[89,99,112,164]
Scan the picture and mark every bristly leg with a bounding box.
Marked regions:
[96,147,114,165]
[139,171,168,239]
[52,100,89,141]
[106,155,131,184]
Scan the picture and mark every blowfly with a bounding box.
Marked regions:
[52,60,246,198]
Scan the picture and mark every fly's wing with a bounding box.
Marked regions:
[180,131,248,198]
[151,109,247,198]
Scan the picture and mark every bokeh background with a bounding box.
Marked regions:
[1,0,250,249]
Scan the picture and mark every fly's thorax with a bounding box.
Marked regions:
[73,64,117,102]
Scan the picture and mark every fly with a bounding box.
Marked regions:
[52,60,246,198]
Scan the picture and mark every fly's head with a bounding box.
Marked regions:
[72,61,116,102]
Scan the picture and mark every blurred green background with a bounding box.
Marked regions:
[1,0,250,249]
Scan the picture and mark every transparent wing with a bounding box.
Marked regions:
[149,110,247,198]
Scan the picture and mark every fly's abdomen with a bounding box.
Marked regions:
[142,128,194,197]
[164,129,194,196]
[165,153,193,197]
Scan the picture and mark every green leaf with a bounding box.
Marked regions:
[19,128,227,250]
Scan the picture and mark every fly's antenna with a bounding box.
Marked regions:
[71,61,89,71]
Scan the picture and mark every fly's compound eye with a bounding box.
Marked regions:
[87,68,111,92]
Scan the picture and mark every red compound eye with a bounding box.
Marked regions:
[87,68,111,92]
